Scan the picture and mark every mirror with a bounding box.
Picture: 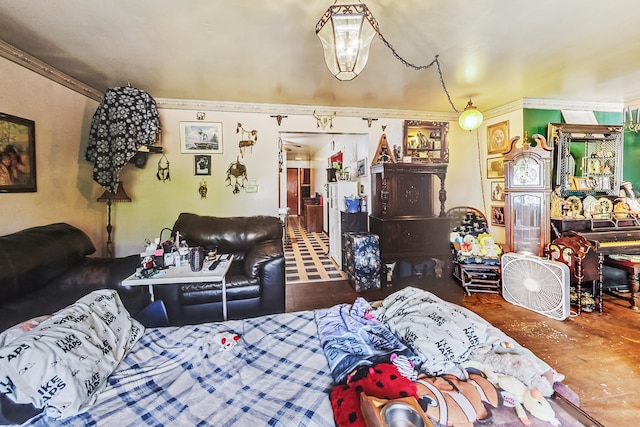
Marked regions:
[548,123,623,196]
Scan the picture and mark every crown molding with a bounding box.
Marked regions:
[0,40,103,102]
[483,99,525,119]
[522,97,622,112]
[155,97,459,121]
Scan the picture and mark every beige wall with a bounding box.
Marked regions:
[0,57,104,249]
[1,56,494,257]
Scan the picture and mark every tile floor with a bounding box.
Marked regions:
[285,216,346,283]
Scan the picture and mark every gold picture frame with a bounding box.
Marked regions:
[487,120,510,154]
[573,177,592,191]
[490,181,505,201]
[0,112,37,193]
[491,205,505,227]
[486,157,505,179]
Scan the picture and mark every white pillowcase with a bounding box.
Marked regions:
[0,289,144,419]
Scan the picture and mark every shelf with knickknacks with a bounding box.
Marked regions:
[334,162,350,181]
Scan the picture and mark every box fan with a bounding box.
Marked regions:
[501,252,571,320]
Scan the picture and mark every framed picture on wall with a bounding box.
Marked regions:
[194,155,211,175]
[487,120,510,154]
[491,181,505,201]
[491,205,505,227]
[487,157,505,179]
[0,112,37,193]
[402,120,449,164]
[180,122,223,154]
[356,158,367,177]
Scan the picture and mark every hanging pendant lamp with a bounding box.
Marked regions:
[316,1,377,81]
[458,98,484,131]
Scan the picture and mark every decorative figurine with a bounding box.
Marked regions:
[236,122,258,157]
[199,179,207,199]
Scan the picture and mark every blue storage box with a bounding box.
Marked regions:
[344,232,381,291]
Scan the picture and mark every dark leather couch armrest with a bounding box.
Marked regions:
[260,256,285,315]
[50,255,150,315]
[243,239,284,279]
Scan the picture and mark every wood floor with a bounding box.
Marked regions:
[286,275,640,426]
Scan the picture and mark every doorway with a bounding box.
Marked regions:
[286,168,299,216]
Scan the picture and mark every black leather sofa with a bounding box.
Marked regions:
[0,223,149,333]
[153,213,285,325]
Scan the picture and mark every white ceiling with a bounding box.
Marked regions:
[1,1,639,126]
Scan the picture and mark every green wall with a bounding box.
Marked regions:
[522,108,638,188]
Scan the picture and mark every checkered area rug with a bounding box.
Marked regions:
[285,216,346,284]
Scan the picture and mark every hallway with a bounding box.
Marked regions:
[284,216,346,284]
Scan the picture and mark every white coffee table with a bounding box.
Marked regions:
[123,254,234,320]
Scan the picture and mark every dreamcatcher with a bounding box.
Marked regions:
[226,157,248,194]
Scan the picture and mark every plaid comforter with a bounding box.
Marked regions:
[29,311,335,426]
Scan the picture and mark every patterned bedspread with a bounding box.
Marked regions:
[28,311,335,427]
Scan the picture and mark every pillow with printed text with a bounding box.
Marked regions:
[0,289,144,419]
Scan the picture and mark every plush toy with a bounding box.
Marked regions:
[214,332,241,351]
[476,233,502,258]
[449,231,463,246]
[414,371,501,426]
[464,361,560,426]
[459,234,476,256]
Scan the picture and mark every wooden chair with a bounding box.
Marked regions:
[446,206,502,295]
[545,231,603,314]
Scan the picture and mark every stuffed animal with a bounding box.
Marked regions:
[476,233,502,258]
[449,231,463,246]
[459,234,477,256]
[414,371,501,426]
[214,332,241,351]
[463,362,560,426]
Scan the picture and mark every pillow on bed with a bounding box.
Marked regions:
[0,289,144,420]
[0,315,51,347]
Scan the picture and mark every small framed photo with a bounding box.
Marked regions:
[194,155,211,175]
[491,205,505,227]
[573,177,592,191]
[487,120,510,154]
[357,158,367,177]
[180,122,223,154]
[487,157,505,179]
[0,112,37,193]
[491,181,505,201]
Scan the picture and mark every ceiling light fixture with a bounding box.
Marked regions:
[458,98,484,131]
[316,0,483,131]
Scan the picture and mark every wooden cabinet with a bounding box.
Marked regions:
[369,216,450,259]
[304,204,323,232]
[370,162,448,218]
[369,163,449,275]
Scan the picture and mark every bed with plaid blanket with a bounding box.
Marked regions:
[27,311,335,427]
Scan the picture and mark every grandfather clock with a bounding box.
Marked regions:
[503,132,553,256]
